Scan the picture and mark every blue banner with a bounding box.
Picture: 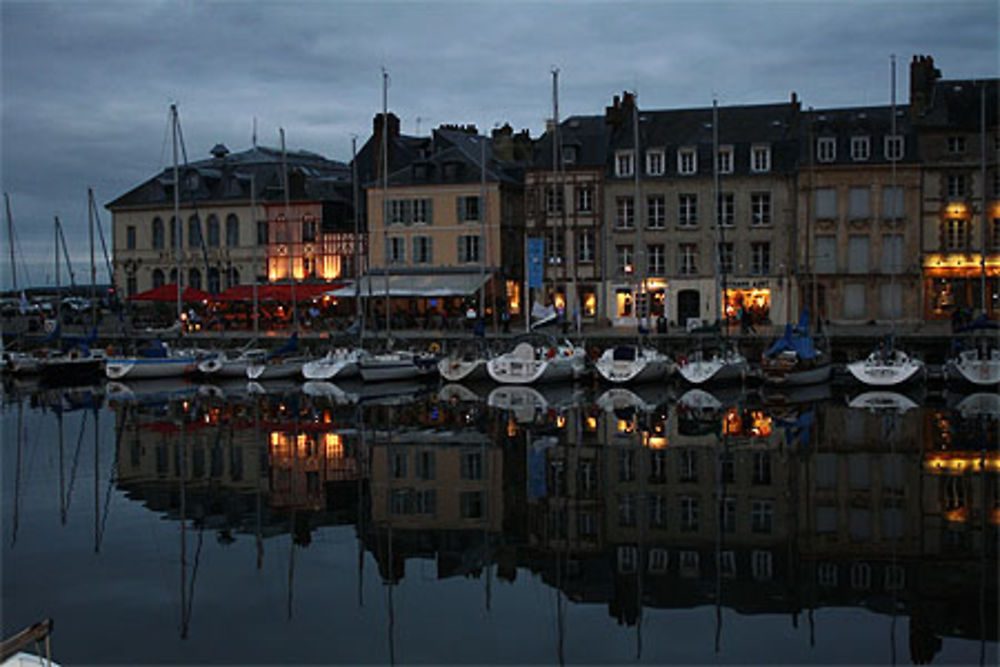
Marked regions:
[527,238,545,289]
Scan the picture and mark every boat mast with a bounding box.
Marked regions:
[54,216,60,325]
[979,80,987,315]
[172,104,182,327]
[251,173,259,340]
[352,136,364,341]
[714,98,728,343]
[6,194,17,295]
[889,55,898,342]
[281,128,298,331]
[479,130,487,322]
[89,187,97,330]
[632,89,643,336]
[381,68,391,341]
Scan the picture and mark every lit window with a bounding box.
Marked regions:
[943,218,969,250]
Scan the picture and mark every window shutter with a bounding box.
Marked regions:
[425,198,433,224]
[815,236,836,273]
[847,236,869,273]
[427,236,433,264]
[457,235,464,262]
[456,196,465,222]
[412,237,419,263]
[814,188,837,219]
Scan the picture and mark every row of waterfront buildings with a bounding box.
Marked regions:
[108,55,999,328]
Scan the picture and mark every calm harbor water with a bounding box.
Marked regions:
[2,377,996,665]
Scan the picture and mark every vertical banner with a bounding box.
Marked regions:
[527,237,545,289]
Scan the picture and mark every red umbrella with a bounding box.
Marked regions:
[214,283,344,302]
[129,284,213,303]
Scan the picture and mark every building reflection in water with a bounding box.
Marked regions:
[98,381,997,663]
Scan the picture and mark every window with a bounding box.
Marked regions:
[751,192,771,226]
[679,449,697,482]
[545,230,564,264]
[578,511,596,537]
[562,145,576,165]
[847,236,869,273]
[850,562,871,590]
[578,460,597,497]
[457,196,481,222]
[751,500,773,533]
[545,186,564,214]
[152,268,165,288]
[848,187,870,219]
[415,451,436,480]
[814,188,837,219]
[884,135,904,161]
[413,236,433,264]
[718,551,737,578]
[648,244,665,276]
[647,195,666,229]
[815,236,836,273]
[618,449,636,482]
[206,215,220,247]
[257,220,267,246]
[126,273,137,297]
[226,214,239,247]
[152,217,164,250]
[946,174,966,199]
[412,199,431,224]
[458,235,481,263]
[678,194,698,228]
[881,186,904,219]
[851,136,870,161]
[752,452,772,484]
[649,494,668,528]
[459,451,483,480]
[302,215,316,243]
[615,196,634,229]
[188,216,202,249]
[648,548,668,573]
[679,550,699,577]
[387,236,405,264]
[617,245,634,275]
[881,234,903,273]
[207,267,220,293]
[751,550,773,581]
[749,242,770,275]
[169,216,181,249]
[615,150,634,177]
[680,496,699,531]
[647,149,665,176]
[390,199,410,225]
[884,564,905,591]
[818,563,838,587]
[720,497,736,533]
[720,452,734,484]
[649,450,667,483]
[679,243,697,275]
[617,545,638,573]
[717,193,734,227]
[678,147,697,175]
[188,268,201,290]
[717,145,733,174]
[718,242,734,275]
[751,144,771,172]
[943,218,969,250]
[460,491,485,519]
[577,230,595,263]
[947,136,966,153]
[843,283,866,318]
[618,493,636,527]
[817,137,836,162]
[126,225,136,250]
[880,283,902,319]
[576,186,593,213]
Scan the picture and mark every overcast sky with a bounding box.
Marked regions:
[1,0,997,290]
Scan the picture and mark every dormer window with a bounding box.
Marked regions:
[678,147,697,175]
[562,145,577,165]
[947,136,966,153]
[817,137,836,163]
[615,150,634,177]
[751,145,771,173]
[885,135,904,161]
[412,163,429,180]
[185,172,200,191]
[850,136,870,161]
[646,149,665,176]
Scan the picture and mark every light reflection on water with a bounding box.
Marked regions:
[2,377,997,665]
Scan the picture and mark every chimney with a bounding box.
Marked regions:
[605,91,635,127]
[909,54,941,119]
[372,112,401,181]
[790,91,800,111]
[491,123,515,162]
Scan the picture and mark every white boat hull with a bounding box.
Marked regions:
[246,357,307,380]
[946,349,1000,387]
[438,357,489,382]
[676,354,748,385]
[848,391,919,412]
[846,350,924,387]
[359,352,438,382]
[301,350,363,381]
[486,341,585,385]
[594,347,672,384]
[105,355,199,380]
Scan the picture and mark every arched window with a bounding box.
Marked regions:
[152,268,165,287]
[227,267,240,287]
[189,268,202,290]
[169,268,178,285]
[207,214,220,248]
[207,267,220,294]
[152,217,165,250]
[169,217,181,250]
[226,214,240,247]
[188,215,202,249]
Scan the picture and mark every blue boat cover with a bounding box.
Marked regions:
[764,318,819,360]
[139,340,168,358]
[266,332,299,361]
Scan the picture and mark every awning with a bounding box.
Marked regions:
[326,273,490,298]
[129,284,213,303]
[214,283,345,302]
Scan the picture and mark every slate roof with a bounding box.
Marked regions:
[531,114,608,170]
[606,101,801,177]
[377,127,525,188]
[107,145,350,210]
[799,105,920,165]
[914,78,999,130]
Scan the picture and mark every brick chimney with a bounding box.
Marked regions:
[909,55,941,119]
[491,123,514,161]
[605,91,636,127]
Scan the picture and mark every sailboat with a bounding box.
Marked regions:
[245,332,309,380]
[945,84,999,388]
[760,310,831,386]
[676,99,748,385]
[485,336,585,384]
[847,57,924,388]
[105,105,205,380]
[437,340,491,382]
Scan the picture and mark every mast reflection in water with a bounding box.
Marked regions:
[2,378,996,665]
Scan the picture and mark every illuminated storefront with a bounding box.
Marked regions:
[923,254,1000,319]
[723,279,772,324]
[611,279,666,327]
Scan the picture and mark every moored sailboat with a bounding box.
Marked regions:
[594,344,673,384]
[761,312,831,386]
[485,337,585,384]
